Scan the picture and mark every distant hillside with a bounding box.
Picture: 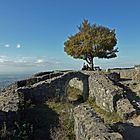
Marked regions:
[0,73,31,88]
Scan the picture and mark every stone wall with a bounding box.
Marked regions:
[0,70,133,115]
[110,68,140,82]
[16,71,64,88]
[17,71,89,104]
[116,98,136,120]
[0,70,138,124]
[73,104,123,140]
[0,71,89,127]
[1,69,140,140]
[83,71,124,112]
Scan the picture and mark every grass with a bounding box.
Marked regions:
[47,100,75,140]
[0,85,82,140]
[0,103,60,140]
[67,86,83,101]
[0,100,76,140]
[87,97,123,123]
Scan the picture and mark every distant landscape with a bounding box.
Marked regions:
[0,73,31,88]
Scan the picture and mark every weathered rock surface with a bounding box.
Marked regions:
[83,71,124,112]
[73,104,123,140]
[17,71,89,105]
[0,70,139,120]
[0,69,140,139]
[117,98,136,120]
[107,72,120,83]
[0,84,19,112]
[0,71,89,113]
[110,68,140,83]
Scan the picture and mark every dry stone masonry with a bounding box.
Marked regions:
[17,71,89,104]
[110,68,140,83]
[74,104,123,140]
[0,68,140,139]
[83,71,124,112]
[116,98,136,120]
[0,70,138,119]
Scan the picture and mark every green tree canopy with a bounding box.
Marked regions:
[64,20,118,70]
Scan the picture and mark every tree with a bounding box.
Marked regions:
[64,20,118,70]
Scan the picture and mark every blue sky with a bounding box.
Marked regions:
[0,0,140,74]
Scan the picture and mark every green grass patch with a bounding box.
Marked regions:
[67,86,83,101]
[47,100,75,140]
[87,97,123,123]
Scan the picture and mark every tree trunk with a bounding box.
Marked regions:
[89,57,94,70]
[85,55,94,70]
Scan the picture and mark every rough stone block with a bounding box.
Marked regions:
[74,105,123,140]
[107,72,120,82]
[83,71,123,112]
[117,98,136,120]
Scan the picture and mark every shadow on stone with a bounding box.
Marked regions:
[112,122,140,140]
[115,82,140,115]
[120,78,132,82]
[22,104,59,140]
[0,104,59,140]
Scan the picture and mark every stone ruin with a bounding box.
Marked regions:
[0,68,140,139]
[74,105,123,140]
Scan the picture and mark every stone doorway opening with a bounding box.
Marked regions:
[66,78,84,103]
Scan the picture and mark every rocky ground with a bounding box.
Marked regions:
[109,71,140,140]
[0,69,140,139]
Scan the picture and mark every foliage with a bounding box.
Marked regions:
[64,20,118,69]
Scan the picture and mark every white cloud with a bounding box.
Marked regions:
[35,59,44,64]
[4,44,10,48]
[0,43,10,48]
[0,56,48,67]
[0,59,4,63]
[16,44,21,49]
[0,55,80,73]
[0,56,8,63]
